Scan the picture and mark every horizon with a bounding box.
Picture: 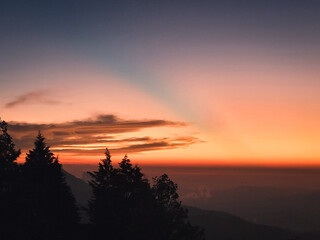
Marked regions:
[6,123,320,167]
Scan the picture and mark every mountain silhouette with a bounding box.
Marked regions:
[64,170,320,240]
[63,170,91,222]
[184,186,320,232]
[187,206,320,240]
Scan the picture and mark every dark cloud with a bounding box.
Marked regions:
[9,115,185,134]
[52,131,72,136]
[113,137,199,153]
[51,136,199,155]
[5,90,59,108]
[7,114,200,157]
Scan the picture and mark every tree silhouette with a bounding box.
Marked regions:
[152,174,204,240]
[0,120,21,238]
[21,132,79,239]
[116,155,157,239]
[88,149,204,240]
[87,149,117,226]
[0,120,21,165]
[87,149,131,239]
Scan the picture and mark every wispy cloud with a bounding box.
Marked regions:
[7,114,200,156]
[5,90,59,108]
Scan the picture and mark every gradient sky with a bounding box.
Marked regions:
[1,0,320,166]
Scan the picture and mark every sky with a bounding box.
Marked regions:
[1,0,320,166]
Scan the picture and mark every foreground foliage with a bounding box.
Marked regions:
[88,149,204,240]
[21,133,79,239]
[0,120,203,240]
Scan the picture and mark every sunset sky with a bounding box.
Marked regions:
[1,0,320,166]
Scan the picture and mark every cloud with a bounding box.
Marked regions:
[8,114,185,135]
[7,114,200,157]
[5,90,59,108]
[51,136,199,155]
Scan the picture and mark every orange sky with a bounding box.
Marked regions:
[1,1,320,167]
[1,57,320,167]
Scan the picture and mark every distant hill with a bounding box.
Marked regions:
[184,186,320,232]
[63,170,92,222]
[63,170,91,206]
[187,206,320,240]
[63,170,320,240]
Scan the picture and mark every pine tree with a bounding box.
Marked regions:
[88,149,131,239]
[0,120,21,238]
[22,132,79,239]
[117,154,150,200]
[117,155,155,240]
[25,132,56,165]
[88,149,204,240]
[0,120,20,194]
[87,148,115,225]
[0,120,21,166]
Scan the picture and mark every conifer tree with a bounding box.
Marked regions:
[88,148,129,239]
[87,148,115,224]
[117,155,155,240]
[22,132,79,239]
[88,149,204,240]
[0,120,21,166]
[0,120,21,238]
[0,120,20,193]
[118,154,150,200]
